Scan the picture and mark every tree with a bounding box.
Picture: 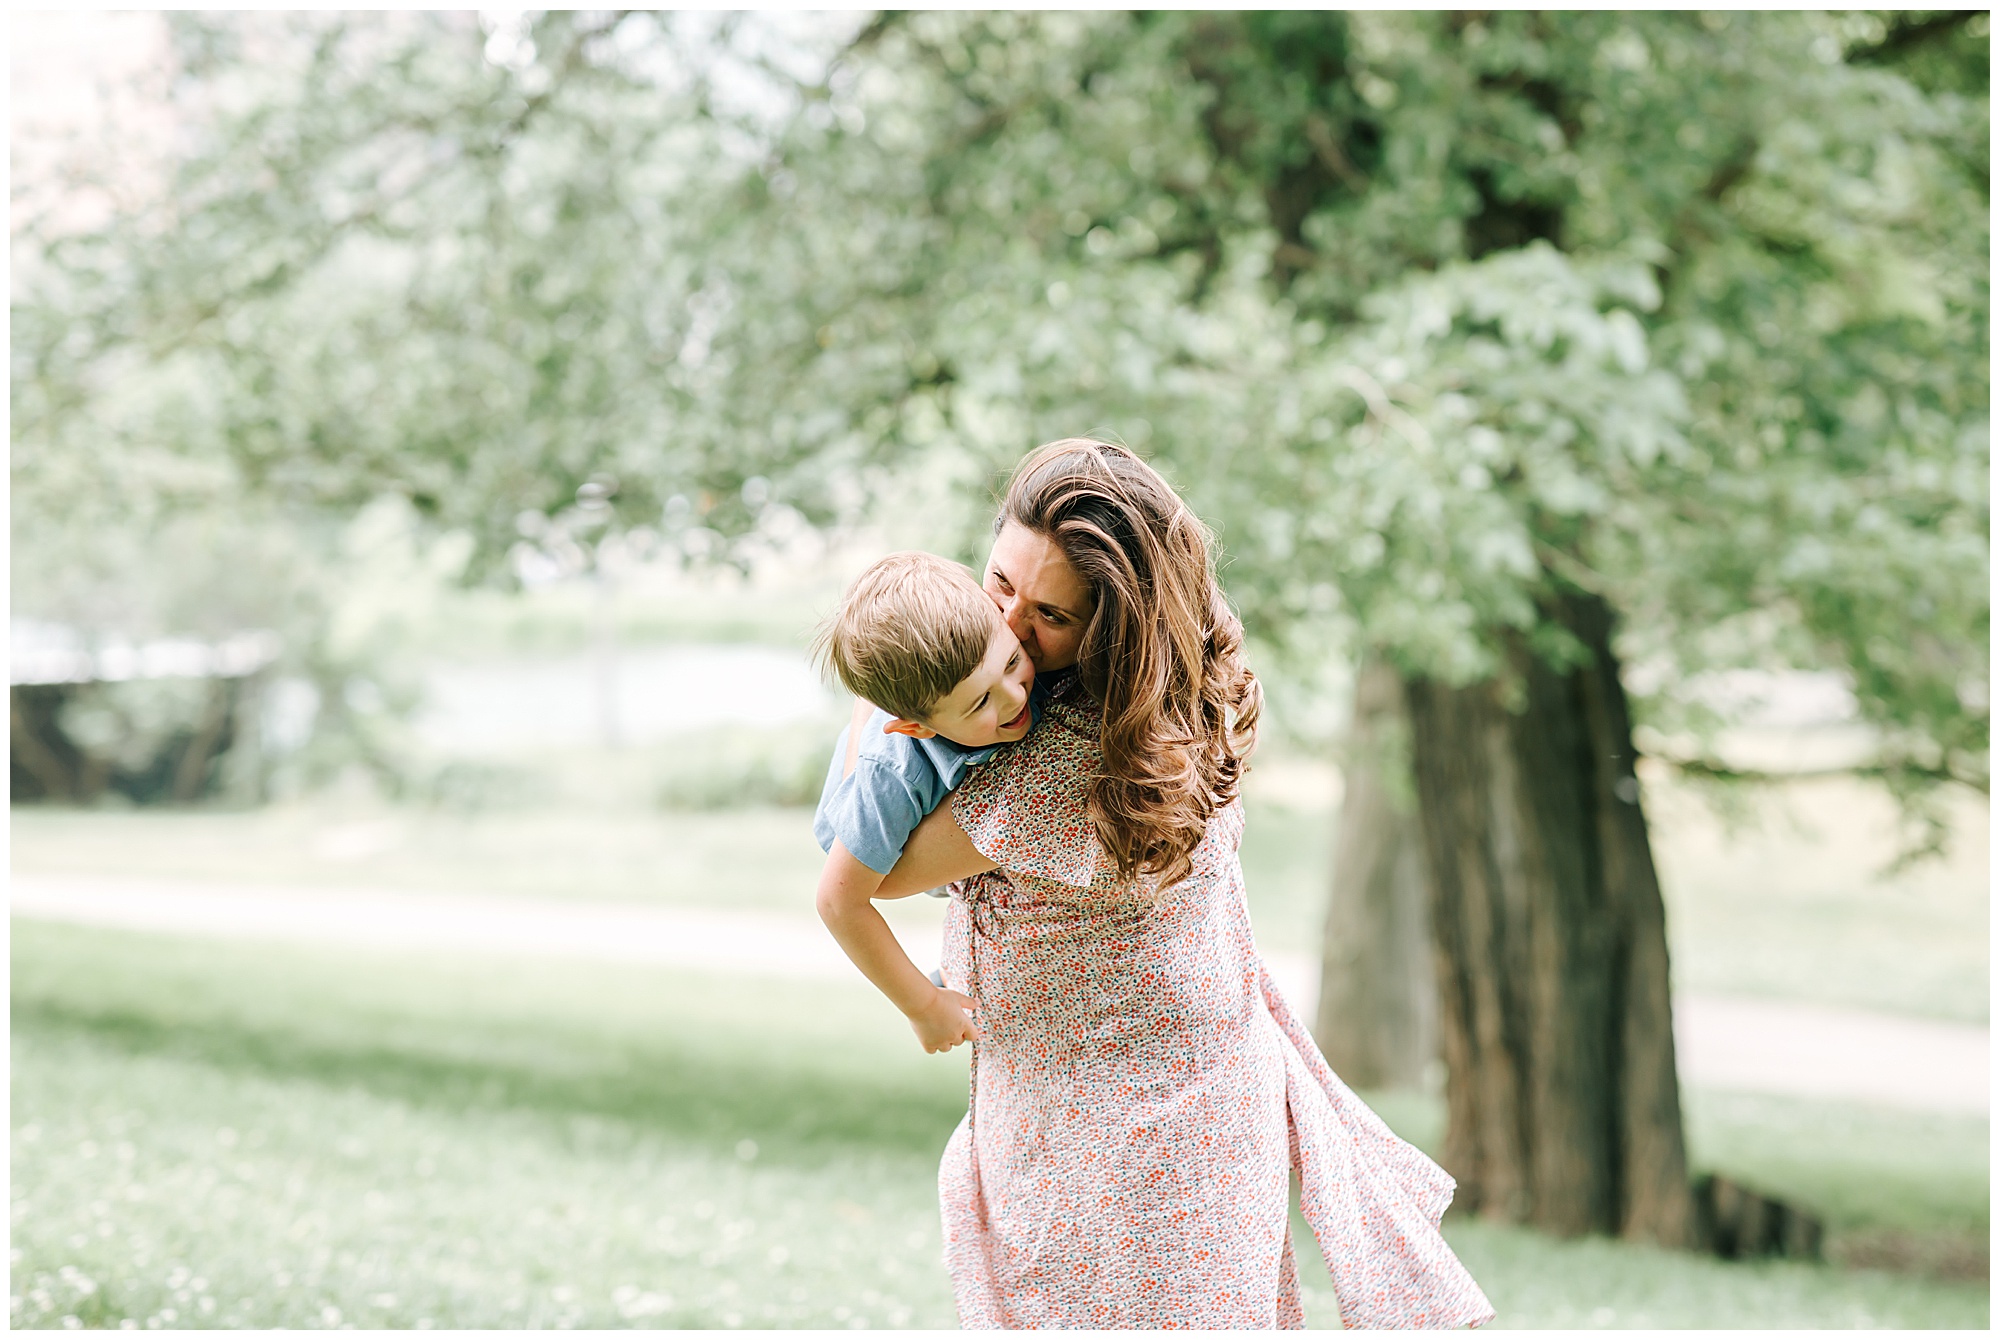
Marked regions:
[15,10,1986,1247]
[751,9,1986,1245]
[12,12,887,782]
[1313,657,1436,1091]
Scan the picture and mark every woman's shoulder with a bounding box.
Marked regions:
[952,669,1110,889]
[1037,668,1101,738]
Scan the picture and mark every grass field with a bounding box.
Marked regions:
[11,920,1989,1330]
[11,765,1988,1019]
[1641,775,1988,1024]
[10,731,1987,1328]
[8,800,835,916]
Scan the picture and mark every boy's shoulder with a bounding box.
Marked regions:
[850,706,990,788]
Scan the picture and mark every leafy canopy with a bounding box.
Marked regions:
[12,11,1987,817]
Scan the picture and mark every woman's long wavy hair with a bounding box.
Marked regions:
[999,438,1262,889]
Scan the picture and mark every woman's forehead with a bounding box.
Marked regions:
[988,523,1092,609]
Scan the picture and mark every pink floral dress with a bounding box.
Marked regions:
[937,678,1494,1329]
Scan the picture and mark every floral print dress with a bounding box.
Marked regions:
[936,679,1494,1330]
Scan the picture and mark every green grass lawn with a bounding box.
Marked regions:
[1643,775,1989,1024]
[4,792,1324,949]
[12,920,1988,1329]
[11,920,962,1330]
[7,801,833,915]
[12,764,1985,1026]
[1238,771,1990,1022]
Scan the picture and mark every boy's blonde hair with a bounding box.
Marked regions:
[812,552,997,722]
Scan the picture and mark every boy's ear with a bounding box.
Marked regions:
[882,717,937,740]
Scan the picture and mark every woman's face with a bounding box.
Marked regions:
[983,521,1094,672]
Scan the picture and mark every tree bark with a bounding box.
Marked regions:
[1314,657,1438,1090]
[1405,591,1697,1247]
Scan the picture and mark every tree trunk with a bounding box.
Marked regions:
[1404,590,1697,1247]
[171,677,239,803]
[10,685,84,802]
[1314,657,1438,1090]
[219,672,270,806]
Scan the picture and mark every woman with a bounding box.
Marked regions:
[879,439,1493,1329]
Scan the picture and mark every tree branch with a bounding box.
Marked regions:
[1303,113,1369,193]
[1534,540,1612,596]
[1648,751,1980,792]
[839,10,900,64]
[1846,11,1980,65]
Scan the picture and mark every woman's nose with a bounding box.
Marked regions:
[1002,600,1032,644]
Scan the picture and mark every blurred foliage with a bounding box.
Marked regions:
[652,725,831,812]
[12,13,864,563]
[768,10,1989,830]
[416,583,834,657]
[279,496,478,795]
[11,12,1987,839]
[13,678,247,806]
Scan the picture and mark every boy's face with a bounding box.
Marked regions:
[884,615,1036,748]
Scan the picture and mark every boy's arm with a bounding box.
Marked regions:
[815,840,978,1053]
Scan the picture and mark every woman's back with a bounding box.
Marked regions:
[948,678,1263,1070]
[938,676,1492,1329]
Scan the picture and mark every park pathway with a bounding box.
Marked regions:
[11,872,1988,1117]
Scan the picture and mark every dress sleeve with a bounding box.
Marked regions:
[949,697,1115,891]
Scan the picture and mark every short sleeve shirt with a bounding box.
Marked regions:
[812,689,1043,875]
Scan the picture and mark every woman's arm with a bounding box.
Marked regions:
[838,694,992,896]
[875,800,997,897]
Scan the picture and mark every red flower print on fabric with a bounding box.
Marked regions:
[936,676,1494,1330]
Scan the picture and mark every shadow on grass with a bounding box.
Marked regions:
[14,993,968,1166]
[12,923,969,1169]
[1830,1229,1989,1284]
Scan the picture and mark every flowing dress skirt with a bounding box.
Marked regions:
[937,689,1493,1330]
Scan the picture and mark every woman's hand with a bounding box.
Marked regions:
[907,984,979,1054]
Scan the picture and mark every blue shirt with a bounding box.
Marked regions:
[812,687,1044,875]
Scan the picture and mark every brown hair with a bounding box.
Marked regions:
[999,438,1261,888]
[812,551,997,722]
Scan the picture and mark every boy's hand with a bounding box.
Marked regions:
[907,986,979,1054]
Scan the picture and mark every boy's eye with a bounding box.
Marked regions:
[973,693,989,712]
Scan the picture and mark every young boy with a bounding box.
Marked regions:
[810,551,1039,1055]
